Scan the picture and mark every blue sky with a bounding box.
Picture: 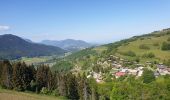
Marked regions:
[0,0,170,43]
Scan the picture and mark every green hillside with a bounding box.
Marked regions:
[52,28,170,72]
[107,28,170,64]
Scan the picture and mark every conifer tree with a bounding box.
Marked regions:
[1,60,13,89]
[67,73,79,99]
[12,62,25,91]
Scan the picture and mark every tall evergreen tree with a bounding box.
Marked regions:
[58,74,68,97]
[12,62,25,91]
[36,65,51,93]
[67,73,79,99]
[0,60,13,89]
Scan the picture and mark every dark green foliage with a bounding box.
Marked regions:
[142,52,155,58]
[77,73,91,100]
[0,60,13,89]
[162,42,170,50]
[142,68,155,83]
[139,44,150,50]
[67,73,79,99]
[12,62,36,91]
[36,65,52,93]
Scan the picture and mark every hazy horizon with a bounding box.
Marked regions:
[0,0,170,43]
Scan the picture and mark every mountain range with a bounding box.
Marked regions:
[0,34,66,59]
[41,39,93,52]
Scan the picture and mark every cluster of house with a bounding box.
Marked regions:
[156,64,170,76]
[86,55,170,83]
[112,62,170,78]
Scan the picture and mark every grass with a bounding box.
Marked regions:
[116,34,170,63]
[93,46,107,53]
[0,89,66,100]
[20,56,51,65]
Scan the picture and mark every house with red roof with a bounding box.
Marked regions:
[115,72,126,78]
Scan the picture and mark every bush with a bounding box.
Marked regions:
[142,52,155,58]
[154,34,162,37]
[161,42,170,50]
[140,38,145,40]
[40,87,49,95]
[167,37,170,41]
[51,89,60,96]
[164,59,170,66]
[153,43,159,46]
[139,44,150,50]
[124,51,136,57]
[142,68,155,83]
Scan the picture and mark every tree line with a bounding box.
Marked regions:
[1,60,170,100]
[0,60,98,100]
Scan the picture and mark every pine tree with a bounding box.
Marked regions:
[67,73,79,99]
[36,65,51,93]
[12,62,25,91]
[0,60,13,89]
[58,74,68,97]
[78,73,90,100]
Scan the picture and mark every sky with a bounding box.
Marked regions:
[0,0,170,43]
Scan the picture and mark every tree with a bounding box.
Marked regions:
[78,73,91,100]
[12,62,26,91]
[67,73,79,99]
[58,74,68,97]
[23,64,36,91]
[0,60,13,89]
[36,65,51,93]
[142,68,155,83]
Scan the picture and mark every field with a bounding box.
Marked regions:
[0,89,65,100]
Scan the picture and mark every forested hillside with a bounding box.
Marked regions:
[0,34,66,59]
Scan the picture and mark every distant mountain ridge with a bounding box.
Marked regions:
[41,39,93,52]
[0,34,66,59]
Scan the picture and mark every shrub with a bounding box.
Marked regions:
[40,87,49,95]
[142,68,155,83]
[167,37,170,41]
[140,38,145,40]
[51,89,60,96]
[124,51,136,57]
[161,42,170,50]
[142,52,155,58]
[153,43,159,46]
[154,34,162,37]
[139,44,150,50]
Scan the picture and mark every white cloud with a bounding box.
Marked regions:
[0,25,10,31]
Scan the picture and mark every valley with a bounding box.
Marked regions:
[0,28,170,100]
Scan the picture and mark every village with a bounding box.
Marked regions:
[87,55,170,83]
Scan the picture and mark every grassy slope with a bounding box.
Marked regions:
[0,89,65,100]
[116,31,170,63]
